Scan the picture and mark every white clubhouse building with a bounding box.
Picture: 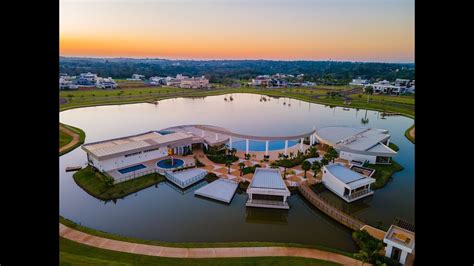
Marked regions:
[82,131,195,173]
[315,126,397,165]
[322,163,375,202]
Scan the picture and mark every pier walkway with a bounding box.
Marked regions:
[298,182,365,231]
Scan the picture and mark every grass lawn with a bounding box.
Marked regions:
[59,86,414,121]
[60,237,341,266]
[405,124,415,143]
[367,160,404,190]
[59,216,354,257]
[59,123,86,156]
[388,142,399,152]
[73,166,165,201]
[59,130,73,148]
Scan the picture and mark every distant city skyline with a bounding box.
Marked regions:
[60,0,414,63]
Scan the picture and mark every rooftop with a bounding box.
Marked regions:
[316,126,393,152]
[384,225,415,251]
[325,164,375,189]
[82,131,193,159]
[194,179,238,203]
[249,168,288,190]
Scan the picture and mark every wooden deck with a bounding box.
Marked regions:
[298,182,365,231]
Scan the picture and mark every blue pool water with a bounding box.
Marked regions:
[231,140,298,151]
[157,158,184,168]
[118,164,146,174]
[158,130,175,135]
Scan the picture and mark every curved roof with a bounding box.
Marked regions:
[315,126,396,157]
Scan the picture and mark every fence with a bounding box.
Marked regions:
[298,183,365,231]
[113,168,158,184]
[164,170,207,188]
[112,161,196,184]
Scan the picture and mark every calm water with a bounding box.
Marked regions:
[59,93,414,252]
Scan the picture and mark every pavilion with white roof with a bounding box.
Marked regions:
[322,163,376,202]
[246,168,291,209]
[315,126,397,164]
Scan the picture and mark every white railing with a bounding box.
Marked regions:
[345,188,373,201]
[113,161,197,184]
[114,168,157,184]
[164,170,207,188]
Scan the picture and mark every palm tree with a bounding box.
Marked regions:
[364,86,373,104]
[301,160,311,179]
[238,162,245,176]
[225,160,232,174]
[311,161,321,177]
[321,157,329,166]
[279,159,292,179]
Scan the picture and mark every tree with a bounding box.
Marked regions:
[230,147,237,157]
[279,159,293,179]
[301,160,311,179]
[238,162,245,176]
[354,250,370,266]
[311,161,322,177]
[364,86,374,104]
[225,160,232,174]
[325,147,339,163]
[321,157,329,166]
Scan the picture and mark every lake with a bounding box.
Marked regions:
[59,93,414,252]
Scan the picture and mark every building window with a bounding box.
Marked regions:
[125,151,142,157]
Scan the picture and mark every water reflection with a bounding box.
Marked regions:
[245,207,288,225]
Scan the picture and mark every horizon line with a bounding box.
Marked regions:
[60,55,414,64]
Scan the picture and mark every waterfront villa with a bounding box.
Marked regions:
[383,224,415,265]
[365,80,406,95]
[82,131,196,174]
[322,163,375,202]
[246,168,291,209]
[315,126,397,164]
[165,74,209,88]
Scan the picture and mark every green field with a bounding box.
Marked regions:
[59,123,86,156]
[59,130,73,148]
[72,166,165,201]
[368,160,404,190]
[59,86,414,118]
[60,237,340,266]
[405,124,415,143]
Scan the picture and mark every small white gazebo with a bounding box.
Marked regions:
[246,168,290,209]
[383,225,415,265]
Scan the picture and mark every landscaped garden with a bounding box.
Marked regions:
[73,166,165,201]
[352,230,398,266]
[204,144,239,164]
[365,161,404,190]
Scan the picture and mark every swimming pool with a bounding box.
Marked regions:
[118,164,146,174]
[231,140,298,152]
[157,158,184,169]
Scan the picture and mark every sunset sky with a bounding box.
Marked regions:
[60,0,414,63]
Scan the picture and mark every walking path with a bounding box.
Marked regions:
[59,124,80,153]
[409,127,415,140]
[59,223,364,265]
